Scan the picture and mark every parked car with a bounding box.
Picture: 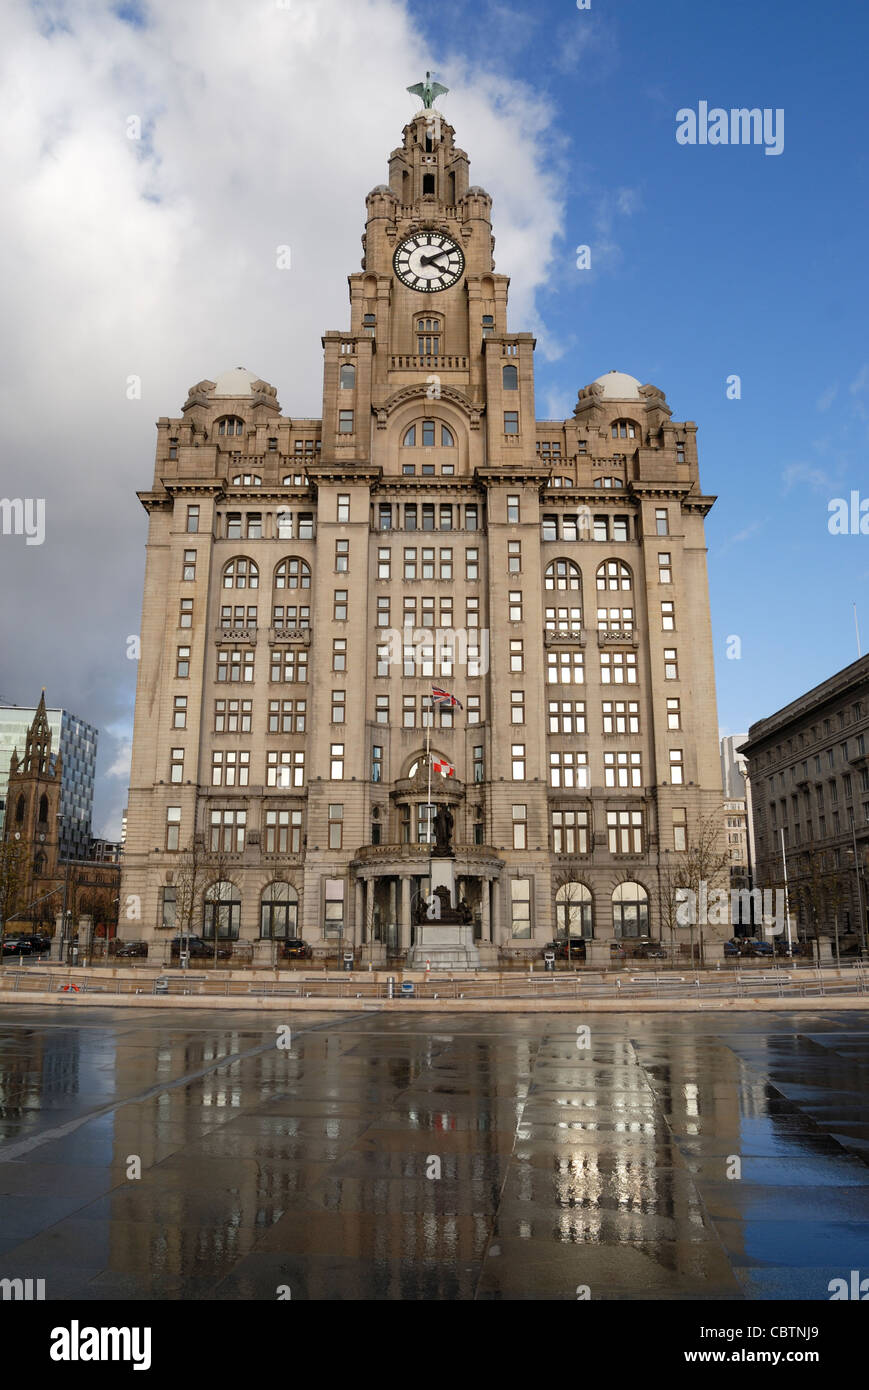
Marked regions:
[724,938,742,957]
[2,934,51,956]
[170,935,232,960]
[549,938,587,961]
[115,940,149,958]
[281,938,312,960]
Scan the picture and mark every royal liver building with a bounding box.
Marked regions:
[122,81,724,965]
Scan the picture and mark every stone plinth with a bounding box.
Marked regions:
[409,922,480,970]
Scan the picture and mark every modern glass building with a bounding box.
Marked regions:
[0,704,98,860]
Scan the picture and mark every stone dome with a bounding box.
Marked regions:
[593,369,643,400]
[212,367,260,397]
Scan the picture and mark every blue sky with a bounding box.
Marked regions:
[408,0,869,736]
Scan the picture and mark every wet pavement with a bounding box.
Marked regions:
[0,1007,868,1299]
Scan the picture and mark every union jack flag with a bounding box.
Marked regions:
[431,686,463,709]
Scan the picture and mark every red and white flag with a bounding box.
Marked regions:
[432,757,455,778]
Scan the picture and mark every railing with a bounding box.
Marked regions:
[1,961,865,1003]
[390,355,468,371]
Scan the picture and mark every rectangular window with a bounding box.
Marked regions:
[511,690,525,724]
[336,539,350,572]
[376,595,390,628]
[334,589,349,622]
[439,504,452,531]
[330,743,344,780]
[270,647,308,683]
[466,596,480,628]
[655,508,669,536]
[182,549,196,580]
[226,513,242,540]
[550,751,589,789]
[328,804,343,850]
[176,645,190,678]
[604,751,642,788]
[512,744,526,780]
[173,695,187,729]
[474,746,484,783]
[664,648,678,680]
[266,750,305,788]
[658,552,672,583]
[600,651,637,684]
[170,748,184,784]
[372,745,383,782]
[332,638,347,672]
[324,878,346,939]
[211,750,250,787]
[608,809,643,854]
[439,547,453,580]
[337,493,350,523]
[507,494,520,522]
[405,504,417,531]
[421,503,435,532]
[420,547,435,579]
[186,505,199,533]
[161,886,176,931]
[552,810,589,856]
[331,690,345,723]
[661,601,675,631]
[375,694,389,724]
[669,749,684,785]
[210,808,247,853]
[465,504,479,531]
[548,700,586,734]
[298,513,314,539]
[508,590,523,622]
[246,514,262,539]
[179,598,193,629]
[376,643,391,677]
[601,700,639,735]
[166,806,181,852]
[266,698,304,733]
[507,540,521,573]
[504,413,519,436]
[612,516,629,542]
[467,695,481,725]
[264,809,303,854]
[546,650,584,684]
[510,878,531,939]
[667,698,681,730]
[217,649,255,683]
[378,503,392,531]
[512,804,527,850]
[510,639,524,673]
[338,411,354,434]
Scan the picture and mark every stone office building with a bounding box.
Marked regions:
[121,83,725,963]
[739,655,869,955]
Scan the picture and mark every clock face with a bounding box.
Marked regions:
[393,232,465,292]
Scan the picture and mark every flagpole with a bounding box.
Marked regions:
[426,708,432,847]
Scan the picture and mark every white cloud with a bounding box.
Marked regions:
[816,383,838,412]
[781,462,837,493]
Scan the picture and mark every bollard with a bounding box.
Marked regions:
[387,976,395,999]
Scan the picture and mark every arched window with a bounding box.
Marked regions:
[33,852,46,877]
[203,880,241,940]
[611,419,638,440]
[38,794,49,824]
[416,318,441,355]
[274,557,311,590]
[502,364,518,390]
[556,882,593,939]
[260,881,298,939]
[15,794,25,823]
[232,474,261,486]
[223,557,259,589]
[339,363,356,389]
[545,559,581,592]
[596,559,632,592]
[217,417,244,437]
[593,477,624,488]
[402,420,455,447]
[612,881,649,938]
[548,477,573,488]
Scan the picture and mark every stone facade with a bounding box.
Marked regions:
[739,655,869,951]
[121,101,725,961]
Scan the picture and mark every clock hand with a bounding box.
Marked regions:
[419,251,451,267]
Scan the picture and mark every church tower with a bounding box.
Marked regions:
[122,79,724,963]
[3,692,62,902]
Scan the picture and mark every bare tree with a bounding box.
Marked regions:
[553,871,589,966]
[657,810,732,965]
